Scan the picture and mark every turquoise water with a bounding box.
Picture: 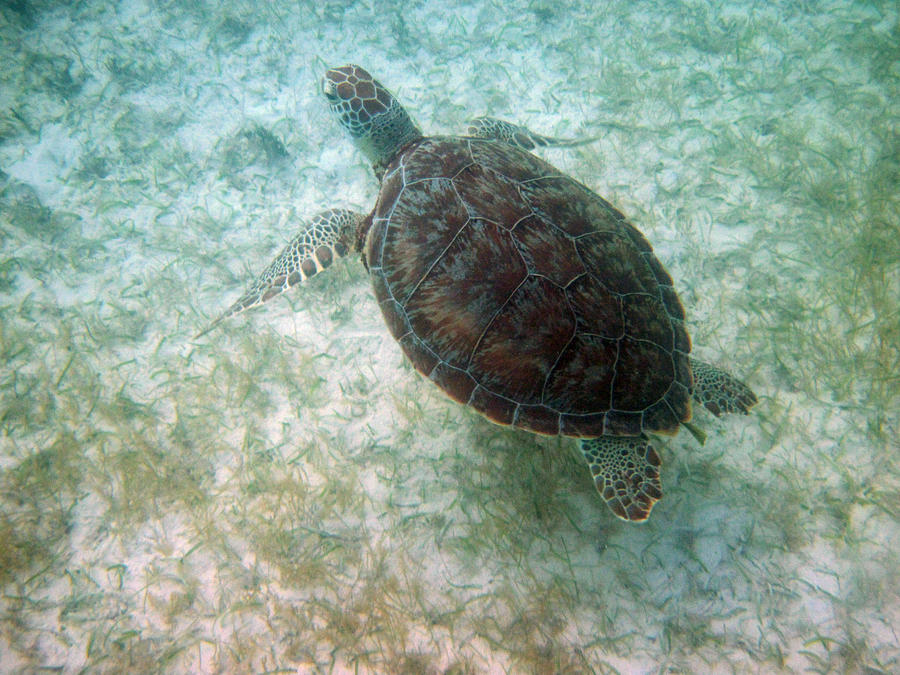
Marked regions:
[1,1,898,672]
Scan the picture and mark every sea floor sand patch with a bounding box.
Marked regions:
[1,0,898,672]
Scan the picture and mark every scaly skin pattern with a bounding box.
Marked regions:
[198,209,361,337]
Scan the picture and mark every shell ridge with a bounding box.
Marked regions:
[371,159,407,268]
[609,338,622,416]
[624,334,677,356]
[518,174,569,185]
[463,274,530,371]
[539,292,580,407]
[397,179,470,306]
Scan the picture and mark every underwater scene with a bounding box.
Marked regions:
[1,0,898,673]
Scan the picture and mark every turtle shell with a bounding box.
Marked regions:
[364,137,692,437]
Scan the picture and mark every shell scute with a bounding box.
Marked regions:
[512,215,586,286]
[642,398,686,435]
[398,332,440,375]
[660,285,687,324]
[404,218,526,369]
[468,276,575,405]
[543,334,617,414]
[622,294,675,352]
[565,274,625,339]
[429,362,478,405]
[469,386,517,425]
[371,271,409,340]
[520,177,624,237]
[452,163,530,226]
[405,138,474,180]
[576,231,662,296]
[559,412,609,437]
[643,251,675,287]
[514,404,561,435]
[469,138,555,182]
[612,338,674,412]
[603,409,646,436]
[378,177,468,303]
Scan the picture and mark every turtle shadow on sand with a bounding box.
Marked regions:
[197,64,757,522]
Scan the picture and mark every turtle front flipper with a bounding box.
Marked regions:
[466,117,598,151]
[689,358,758,416]
[580,436,662,522]
[196,208,364,337]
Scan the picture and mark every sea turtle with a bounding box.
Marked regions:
[200,64,757,521]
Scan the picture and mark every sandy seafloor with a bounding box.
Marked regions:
[1,0,898,673]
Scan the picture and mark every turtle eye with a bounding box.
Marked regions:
[323,78,357,104]
[322,77,338,100]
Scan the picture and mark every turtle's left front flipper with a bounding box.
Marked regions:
[196,208,364,337]
[467,116,598,151]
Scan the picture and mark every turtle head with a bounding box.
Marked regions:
[322,65,422,175]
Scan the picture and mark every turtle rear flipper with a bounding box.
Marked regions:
[196,208,363,337]
[467,116,599,151]
[580,436,662,522]
[690,358,758,416]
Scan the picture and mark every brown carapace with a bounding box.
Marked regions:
[366,136,692,441]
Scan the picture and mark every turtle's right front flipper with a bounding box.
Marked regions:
[196,208,364,337]
[467,117,599,151]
